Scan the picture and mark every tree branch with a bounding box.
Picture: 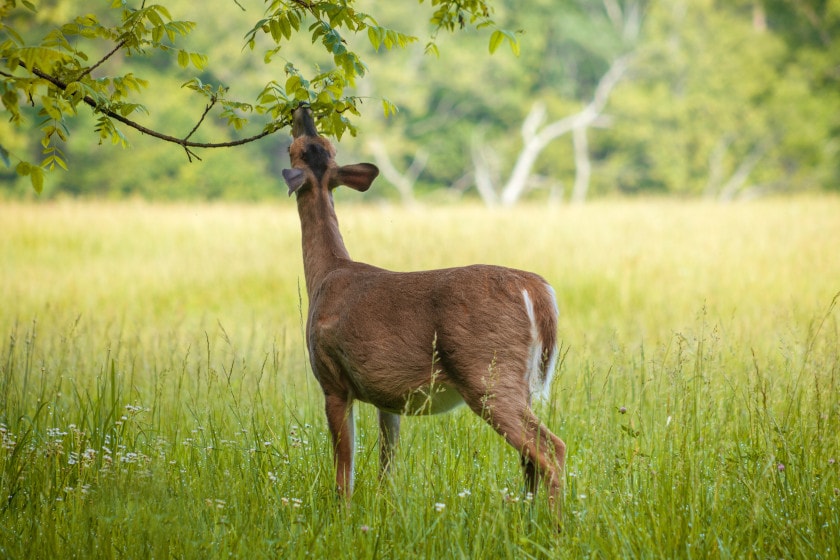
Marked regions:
[184,99,217,143]
[28,66,280,151]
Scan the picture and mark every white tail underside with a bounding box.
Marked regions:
[522,287,560,401]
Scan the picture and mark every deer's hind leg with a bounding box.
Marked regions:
[461,378,566,510]
[522,455,539,496]
[502,406,565,506]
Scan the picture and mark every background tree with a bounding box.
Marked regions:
[597,0,839,198]
[360,0,838,203]
[2,0,838,201]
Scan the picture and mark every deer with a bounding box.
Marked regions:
[282,105,566,513]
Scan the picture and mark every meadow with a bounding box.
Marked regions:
[1,197,838,559]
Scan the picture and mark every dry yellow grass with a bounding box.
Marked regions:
[3,196,835,348]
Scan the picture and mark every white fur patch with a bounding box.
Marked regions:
[540,285,560,399]
[522,286,559,401]
[522,289,544,400]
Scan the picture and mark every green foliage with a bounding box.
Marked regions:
[1,0,837,200]
[353,0,839,202]
[1,1,199,189]
[593,1,840,198]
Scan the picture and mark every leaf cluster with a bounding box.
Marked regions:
[243,0,420,139]
[1,1,202,190]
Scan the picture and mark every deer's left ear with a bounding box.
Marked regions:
[336,163,379,192]
[282,168,307,196]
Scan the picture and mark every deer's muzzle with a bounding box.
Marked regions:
[291,105,319,139]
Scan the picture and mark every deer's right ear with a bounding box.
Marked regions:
[337,163,379,192]
[282,168,307,196]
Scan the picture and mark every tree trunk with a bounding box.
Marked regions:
[489,55,629,206]
[570,125,591,204]
[368,140,427,206]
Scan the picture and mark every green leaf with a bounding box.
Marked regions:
[506,32,520,56]
[39,96,62,120]
[65,81,85,104]
[315,90,332,106]
[488,30,504,54]
[382,99,398,118]
[42,153,68,171]
[287,10,301,31]
[2,89,20,114]
[30,165,45,194]
[2,22,25,45]
[16,161,31,176]
[279,14,292,40]
[16,46,71,72]
[367,26,381,51]
[189,52,207,70]
[153,4,172,21]
[181,77,202,91]
[177,50,189,68]
[285,75,301,95]
[0,144,10,168]
[145,8,164,28]
[269,18,282,42]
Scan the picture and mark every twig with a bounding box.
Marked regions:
[75,38,128,81]
[184,99,217,142]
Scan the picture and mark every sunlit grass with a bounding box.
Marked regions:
[1,197,838,558]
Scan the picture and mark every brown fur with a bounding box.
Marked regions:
[284,107,566,512]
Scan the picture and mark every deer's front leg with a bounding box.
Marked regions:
[324,393,355,499]
[378,410,400,476]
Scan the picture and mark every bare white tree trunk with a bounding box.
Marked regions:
[703,135,733,199]
[703,135,769,201]
[718,143,767,201]
[570,125,591,204]
[492,55,629,206]
[470,135,500,206]
[368,140,428,206]
[603,0,642,41]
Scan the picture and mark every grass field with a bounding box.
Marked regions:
[1,197,838,558]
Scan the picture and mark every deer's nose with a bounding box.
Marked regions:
[291,104,319,139]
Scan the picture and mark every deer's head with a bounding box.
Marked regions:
[282,105,379,197]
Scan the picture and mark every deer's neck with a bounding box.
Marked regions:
[297,187,351,297]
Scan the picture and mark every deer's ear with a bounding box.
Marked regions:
[282,168,307,196]
[336,163,379,192]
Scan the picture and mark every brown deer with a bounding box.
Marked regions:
[282,105,566,511]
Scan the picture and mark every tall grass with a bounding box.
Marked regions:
[1,197,838,558]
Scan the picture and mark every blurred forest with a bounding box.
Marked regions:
[1,0,838,202]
